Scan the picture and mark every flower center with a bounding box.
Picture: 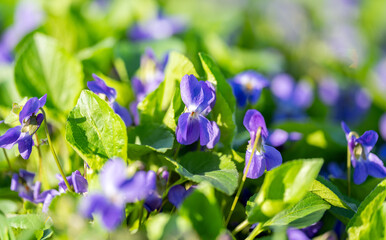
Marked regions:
[21,114,39,135]
[245,82,254,92]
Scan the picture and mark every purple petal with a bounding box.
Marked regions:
[200,81,216,116]
[268,129,289,147]
[130,101,140,126]
[19,97,40,124]
[88,74,117,102]
[356,130,378,153]
[180,74,205,112]
[243,109,268,140]
[287,228,310,240]
[168,185,187,208]
[112,102,132,126]
[19,170,35,184]
[318,78,340,106]
[101,202,125,231]
[271,74,295,101]
[39,94,47,108]
[198,115,212,147]
[0,126,22,149]
[120,170,156,202]
[293,80,313,109]
[229,81,247,107]
[42,191,59,213]
[302,221,323,238]
[33,181,42,201]
[72,170,88,193]
[131,77,146,101]
[353,161,368,185]
[263,145,282,171]
[176,112,200,145]
[289,132,302,141]
[206,121,220,149]
[100,158,128,197]
[17,133,34,159]
[366,153,386,178]
[379,114,386,141]
[144,192,162,212]
[10,174,19,191]
[248,88,263,105]
[327,162,346,179]
[244,150,266,179]
[79,193,108,219]
[341,121,351,136]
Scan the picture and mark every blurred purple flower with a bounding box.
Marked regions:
[271,74,313,122]
[268,129,302,147]
[129,12,186,41]
[287,222,323,240]
[57,170,88,194]
[243,110,282,179]
[176,74,220,149]
[144,192,162,212]
[318,79,371,125]
[79,158,155,230]
[0,2,44,64]
[228,71,269,107]
[10,169,59,211]
[379,114,386,141]
[87,74,132,126]
[342,122,386,184]
[0,95,46,159]
[168,185,195,208]
[327,162,346,179]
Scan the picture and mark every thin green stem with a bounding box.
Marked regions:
[114,58,130,83]
[197,141,201,151]
[34,134,43,183]
[40,107,73,192]
[83,161,88,180]
[225,127,262,226]
[346,131,358,197]
[173,144,181,160]
[232,220,249,235]
[2,148,12,171]
[246,223,263,240]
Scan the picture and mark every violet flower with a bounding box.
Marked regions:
[379,114,386,141]
[129,12,186,41]
[176,74,220,149]
[271,74,313,122]
[287,222,323,240]
[168,185,195,208]
[0,2,44,64]
[342,122,386,184]
[243,110,282,179]
[10,169,59,211]
[267,129,302,148]
[79,158,155,230]
[228,71,269,107]
[57,170,88,194]
[0,95,46,159]
[87,74,132,126]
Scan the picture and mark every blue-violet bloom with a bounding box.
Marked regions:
[57,170,88,194]
[243,109,282,179]
[342,122,386,184]
[168,185,195,208]
[267,129,302,147]
[80,158,155,230]
[0,95,46,159]
[228,71,269,107]
[176,74,220,149]
[87,74,132,126]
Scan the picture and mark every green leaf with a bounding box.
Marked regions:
[247,158,324,223]
[263,192,330,229]
[310,177,357,211]
[127,124,174,159]
[163,86,184,131]
[347,179,386,240]
[0,65,20,107]
[161,152,238,195]
[14,33,84,112]
[65,90,128,169]
[7,214,45,230]
[199,53,236,148]
[178,183,224,240]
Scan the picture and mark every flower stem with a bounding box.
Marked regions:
[246,223,263,240]
[173,144,181,160]
[346,144,351,197]
[232,220,249,235]
[225,127,262,226]
[2,148,12,171]
[34,134,44,183]
[40,107,73,192]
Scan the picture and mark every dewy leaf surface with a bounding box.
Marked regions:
[14,33,84,112]
[65,90,128,169]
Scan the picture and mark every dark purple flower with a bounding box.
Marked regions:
[243,110,282,179]
[79,158,155,230]
[144,192,162,212]
[0,95,46,159]
[87,74,132,126]
[327,162,346,179]
[129,12,186,41]
[57,170,88,194]
[287,222,323,240]
[0,2,44,64]
[10,169,59,211]
[168,185,195,208]
[176,74,220,149]
[268,129,302,147]
[342,122,386,184]
[271,74,313,122]
[228,71,269,107]
[318,79,371,125]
